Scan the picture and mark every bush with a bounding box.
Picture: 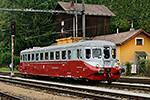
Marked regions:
[125,62,131,76]
[15,65,19,70]
[1,52,11,67]
[13,55,20,65]
[138,58,150,76]
[139,58,146,74]
[0,52,20,67]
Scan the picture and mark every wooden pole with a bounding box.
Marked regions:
[82,0,85,40]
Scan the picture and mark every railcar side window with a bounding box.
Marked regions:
[23,55,25,61]
[62,51,66,59]
[36,53,39,60]
[50,52,54,60]
[32,54,34,60]
[93,48,101,59]
[45,52,48,60]
[20,55,23,61]
[86,49,91,59]
[112,49,116,59]
[56,51,60,60]
[104,47,110,59]
[77,49,82,59]
[25,54,27,61]
[40,53,43,60]
[28,54,30,61]
[68,50,71,59]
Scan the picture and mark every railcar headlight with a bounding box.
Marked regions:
[98,69,104,74]
[119,68,125,73]
[96,64,99,68]
[115,63,119,67]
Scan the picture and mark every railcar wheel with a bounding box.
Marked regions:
[23,74,26,77]
[107,80,112,84]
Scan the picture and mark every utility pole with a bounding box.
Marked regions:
[82,0,85,41]
[75,0,78,42]
[73,17,75,42]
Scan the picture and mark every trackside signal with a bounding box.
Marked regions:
[11,21,16,35]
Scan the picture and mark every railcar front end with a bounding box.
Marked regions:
[77,46,125,83]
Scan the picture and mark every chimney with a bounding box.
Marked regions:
[70,0,75,10]
[117,28,119,33]
[130,19,135,31]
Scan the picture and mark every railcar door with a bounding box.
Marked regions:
[66,49,77,78]
[59,50,67,77]
[51,51,60,76]
[75,48,84,78]
[23,54,28,74]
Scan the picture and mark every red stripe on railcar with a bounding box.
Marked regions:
[19,60,121,81]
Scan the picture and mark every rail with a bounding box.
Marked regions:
[0,75,150,100]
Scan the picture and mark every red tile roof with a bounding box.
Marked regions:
[57,1,116,16]
[93,29,150,45]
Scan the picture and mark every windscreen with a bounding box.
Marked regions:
[92,48,102,59]
[104,47,110,59]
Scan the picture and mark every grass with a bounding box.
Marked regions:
[0,67,19,72]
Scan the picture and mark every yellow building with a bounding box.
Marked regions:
[93,29,150,65]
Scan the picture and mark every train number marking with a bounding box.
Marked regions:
[52,67,59,69]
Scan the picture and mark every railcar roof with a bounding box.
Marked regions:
[21,40,115,53]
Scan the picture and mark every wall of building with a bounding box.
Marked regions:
[116,33,150,64]
[55,14,110,39]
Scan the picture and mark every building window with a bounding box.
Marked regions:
[135,38,144,45]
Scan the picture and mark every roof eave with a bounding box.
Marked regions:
[85,14,116,17]
[120,29,150,45]
[116,43,121,46]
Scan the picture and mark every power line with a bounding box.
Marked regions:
[0,8,82,15]
[25,23,111,40]
[39,16,82,31]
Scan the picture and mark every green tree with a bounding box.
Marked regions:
[0,0,150,66]
[98,0,150,33]
[0,0,57,57]
[1,52,11,67]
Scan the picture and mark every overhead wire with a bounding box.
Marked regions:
[25,22,112,40]
[26,15,150,40]
[1,0,149,40]
[20,16,82,35]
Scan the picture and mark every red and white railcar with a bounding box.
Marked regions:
[19,40,124,83]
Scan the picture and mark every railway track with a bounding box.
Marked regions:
[1,71,150,93]
[0,75,150,100]
[1,71,150,84]
[119,77,150,84]
[0,91,24,100]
